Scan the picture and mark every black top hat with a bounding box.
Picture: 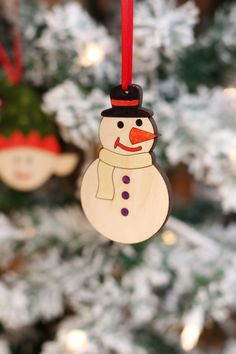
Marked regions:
[101,84,153,118]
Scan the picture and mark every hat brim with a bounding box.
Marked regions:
[101,107,153,118]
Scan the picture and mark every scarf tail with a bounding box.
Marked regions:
[96,160,115,200]
[96,149,152,200]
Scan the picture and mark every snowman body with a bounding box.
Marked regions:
[81,84,171,244]
[81,157,170,244]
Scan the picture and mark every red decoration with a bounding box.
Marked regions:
[0,0,23,86]
[111,99,139,107]
[0,131,61,154]
[121,0,134,91]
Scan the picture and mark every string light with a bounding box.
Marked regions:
[181,307,204,352]
[64,329,89,353]
[228,148,236,176]
[161,230,177,245]
[23,226,36,238]
[181,323,202,352]
[224,87,236,106]
[80,43,105,67]
[224,87,236,96]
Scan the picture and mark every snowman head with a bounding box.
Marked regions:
[0,131,78,191]
[100,84,158,155]
[100,117,157,155]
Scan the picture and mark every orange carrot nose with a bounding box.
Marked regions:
[129,127,157,145]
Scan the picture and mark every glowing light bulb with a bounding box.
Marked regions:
[80,43,105,67]
[162,230,177,245]
[224,88,236,106]
[23,226,36,238]
[224,87,236,96]
[181,307,204,352]
[181,324,201,352]
[64,329,89,353]
[228,148,236,175]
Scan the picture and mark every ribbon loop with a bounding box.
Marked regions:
[121,0,134,91]
[0,0,23,85]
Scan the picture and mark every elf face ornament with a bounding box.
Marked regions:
[81,85,171,244]
[0,131,78,191]
[0,81,79,192]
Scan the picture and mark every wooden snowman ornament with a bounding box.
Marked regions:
[81,85,171,244]
[81,0,171,244]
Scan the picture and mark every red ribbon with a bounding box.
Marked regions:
[0,0,23,85]
[121,0,134,91]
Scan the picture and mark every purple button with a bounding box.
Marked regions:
[122,176,130,184]
[122,191,129,200]
[121,208,129,216]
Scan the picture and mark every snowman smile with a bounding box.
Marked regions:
[114,138,142,152]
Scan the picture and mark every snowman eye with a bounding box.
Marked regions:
[136,119,143,127]
[117,121,124,129]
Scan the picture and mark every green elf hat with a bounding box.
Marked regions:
[0,79,61,154]
[0,26,60,154]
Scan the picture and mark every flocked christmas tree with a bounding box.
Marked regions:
[0,1,236,354]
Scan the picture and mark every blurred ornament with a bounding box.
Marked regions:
[63,329,89,354]
[0,13,79,192]
[80,42,105,67]
[0,81,79,192]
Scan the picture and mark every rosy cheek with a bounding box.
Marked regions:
[13,170,32,180]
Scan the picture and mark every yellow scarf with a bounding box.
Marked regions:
[97,148,152,200]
